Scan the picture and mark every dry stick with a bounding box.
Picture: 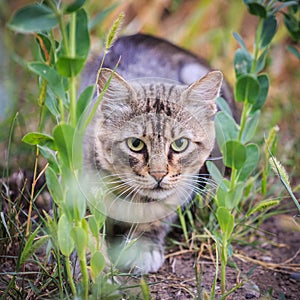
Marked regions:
[234,252,300,274]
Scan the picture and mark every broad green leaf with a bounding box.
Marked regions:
[76,85,95,122]
[206,161,228,191]
[71,226,88,259]
[64,175,86,221]
[7,4,58,33]
[215,111,239,149]
[91,251,106,278]
[58,215,74,256]
[216,182,244,209]
[74,9,90,58]
[222,141,246,170]
[38,145,60,173]
[53,124,75,168]
[234,48,253,78]
[252,74,269,112]
[235,74,260,104]
[227,182,244,209]
[238,144,260,182]
[45,166,64,205]
[255,48,268,73]
[246,199,280,217]
[216,207,234,239]
[28,62,66,102]
[56,56,85,77]
[22,132,56,150]
[246,2,267,18]
[284,13,300,41]
[241,111,260,143]
[65,0,86,13]
[260,16,277,48]
[89,215,100,238]
[216,97,232,116]
[45,88,60,118]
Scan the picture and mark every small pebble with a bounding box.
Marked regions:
[245,293,256,299]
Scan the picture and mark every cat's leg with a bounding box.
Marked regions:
[107,217,175,274]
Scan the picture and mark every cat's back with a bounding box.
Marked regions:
[82,33,235,112]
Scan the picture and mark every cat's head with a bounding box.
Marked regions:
[85,68,222,206]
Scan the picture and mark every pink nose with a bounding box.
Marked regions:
[150,170,167,183]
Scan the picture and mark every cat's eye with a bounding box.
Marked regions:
[171,138,189,153]
[127,138,145,152]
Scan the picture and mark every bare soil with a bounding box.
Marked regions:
[1,171,300,299]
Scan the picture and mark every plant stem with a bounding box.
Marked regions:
[65,255,77,296]
[80,257,89,300]
[69,13,77,127]
[251,18,263,74]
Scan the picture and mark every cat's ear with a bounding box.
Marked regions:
[97,68,135,117]
[182,70,223,118]
[98,68,133,99]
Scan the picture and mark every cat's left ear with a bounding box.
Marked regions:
[182,70,223,118]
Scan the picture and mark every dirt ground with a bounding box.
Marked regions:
[147,210,300,299]
[1,172,300,299]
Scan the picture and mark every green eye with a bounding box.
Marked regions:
[127,138,145,152]
[171,138,189,153]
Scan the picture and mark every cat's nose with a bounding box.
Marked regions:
[150,170,167,183]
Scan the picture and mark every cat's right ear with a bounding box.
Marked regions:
[97,68,135,117]
[97,68,133,99]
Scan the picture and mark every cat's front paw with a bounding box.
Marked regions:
[109,237,164,274]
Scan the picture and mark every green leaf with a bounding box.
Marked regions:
[65,0,86,13]
[246,200,280,217]
[235,74,260,104]
[76,85,95,122]
[91,251,106,278]
[241,111,260,143]
[7,4,58,33]
[255,48,268,73]
[74,9,90,58]
[260,16,277,48]
[216,182,244,209]
[39,145,60,173]
[232,32,248,51]
[215,111,239,149]
[20,227,49,264]
[56,56,85,77]
[216,97,232,116]
[222,141,246,170]
[234,48,253,78]
[28,62,66,102]
[252,74,269,111]
[238,144,260,181]
[287,45,300,59]
[45,166,64,205]
[53,124,74,169]
[71,226,88,259]
[58,215,74,256]
[247,2,267,18]
[284,13,300,41]
[206,161,228,191]
[89,215,100,238]
[22,132,57,150]
[216,207,234,239]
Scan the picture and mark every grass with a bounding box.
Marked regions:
[1,0,300,299]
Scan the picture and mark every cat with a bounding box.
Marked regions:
[83,33,234,274]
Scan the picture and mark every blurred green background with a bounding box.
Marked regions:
[0,0,299,179]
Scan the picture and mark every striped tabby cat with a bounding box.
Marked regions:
[83,34,233,274]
